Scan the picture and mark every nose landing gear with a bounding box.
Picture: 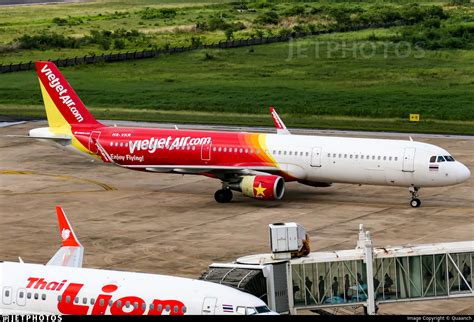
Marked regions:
[409,187,421,208]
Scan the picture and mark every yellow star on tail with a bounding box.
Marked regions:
[254,183,267,197]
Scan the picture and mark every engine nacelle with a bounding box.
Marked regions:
[231,175,285,200]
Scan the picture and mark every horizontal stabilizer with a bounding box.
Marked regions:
[6,134,72,146]
[47,206,83,268]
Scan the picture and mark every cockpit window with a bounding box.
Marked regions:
[246,307,257,315]
[255,306,271,313]
[444,155,455,162]
[437,156,445,162]
[430,156,436,163]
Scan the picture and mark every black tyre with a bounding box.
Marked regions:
[214,189,233,203]
[410,198,421,208]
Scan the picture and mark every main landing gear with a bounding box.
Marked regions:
[214,188,233,203]
[409,187,421,208]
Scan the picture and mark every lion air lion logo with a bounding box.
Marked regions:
[61,228,71,241]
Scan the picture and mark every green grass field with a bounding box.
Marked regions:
[1,27,473,134]
[0,0,473,134]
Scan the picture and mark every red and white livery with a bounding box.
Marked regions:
[0,207,275,315]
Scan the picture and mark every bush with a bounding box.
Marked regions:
[254,11,279,25]
[113,39,125,50]
[15,32,81,50]
[284,6,305,17]
[139,7,177,20]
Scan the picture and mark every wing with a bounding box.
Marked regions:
[46,206,84,268]
[269,106,291,135]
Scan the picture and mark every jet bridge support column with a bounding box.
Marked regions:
[357,224,376,315]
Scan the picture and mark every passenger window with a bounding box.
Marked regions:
[192,146,196,151]
[142,303,146,310]
[361,155,364,159]
[74,297,78,303]
[5,290,9,297]
[378,156,381,160]
[166,305,171,311]
[27,293,31,299]
[327,153,330,157]
[437,156,445,162]
[350,155,353,159]
[182,306,187,313]
[212,147,216,152]
[99,299,104,306]
[42,294,46,301]
[109,142,113,146]
[430,156,436,163]
[223,147,226,152]
[250,149,254,154]
[344,154,347,158]
[109,300,113,307]
[366,155,369,159]
[158,304,163,311]
[283,151,287,155]
[34,293,39,300]
[125,301,130,308]
[90,298,95,305]
[395,157,398,161]
[134,302,138,309]
[389,157,392,161]
[19,291,24,299]
[239,148,243,153]
[338,154,342,158]
[149,304,155,310]
[174,305,179,313]
[57,295,61,302]
[245,149,248,153]
[383,156,386,161]
[333,153,336,158]
[306,152,309,157]
[116,300,122,307]
[355,155,358,159]
[372,156,375,160]
[65,296,70,303]
[83,297,87,304]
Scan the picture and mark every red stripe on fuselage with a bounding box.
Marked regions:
[72,126,273,167]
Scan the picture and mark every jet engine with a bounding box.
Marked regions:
[230,175,285,200]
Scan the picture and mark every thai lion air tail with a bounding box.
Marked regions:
[35,61,102,132]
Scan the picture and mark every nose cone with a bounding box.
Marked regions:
[457,163,471,184]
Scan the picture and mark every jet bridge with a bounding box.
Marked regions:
[201,224,473,315]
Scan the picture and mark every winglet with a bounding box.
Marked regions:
[269,106,291,135]
[56,206,81,247]
[47,206,84,267]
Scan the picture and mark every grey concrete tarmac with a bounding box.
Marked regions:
[1,121,472,315]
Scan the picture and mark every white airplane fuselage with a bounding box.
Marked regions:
[0,262,271,315]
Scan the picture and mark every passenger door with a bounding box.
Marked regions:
[2,287,12,305]
[202,297,217,315]
[310,147,322,167]
[88,131,101,154]
[402,148,416,172]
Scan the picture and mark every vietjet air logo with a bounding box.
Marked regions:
[26,277,186,315]
[129,136,211,154]
[40,65,84,123]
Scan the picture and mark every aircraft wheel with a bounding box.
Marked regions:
[214,189,233,203]
[410,198,421,208]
